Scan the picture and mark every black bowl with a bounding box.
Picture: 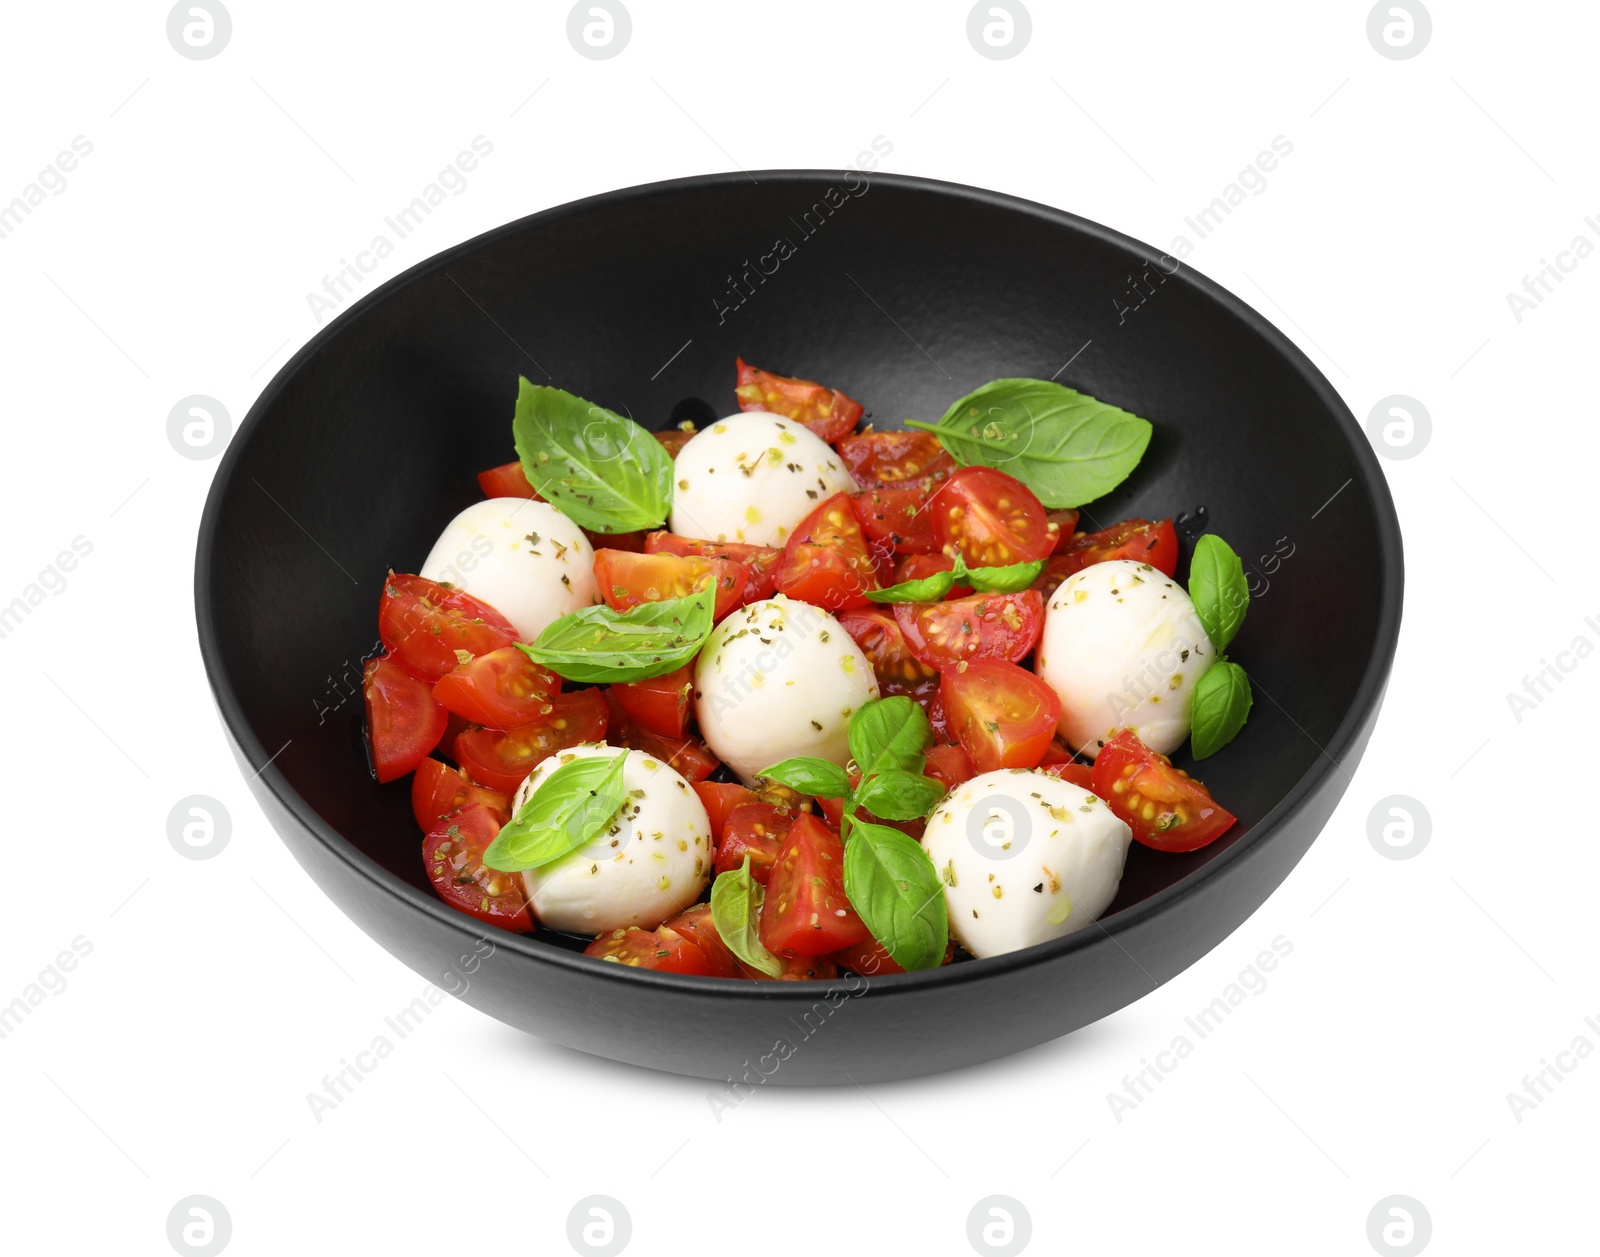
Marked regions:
[196,171,1402,1084]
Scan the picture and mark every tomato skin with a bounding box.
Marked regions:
[1054,518,1180,582]
[760,812,868,956]
[422,804,534,932]
[432,646,561,730]
[601,691,720,781]
[451,689,609,794]
[644,531,782,604]
[364,655,448,783]
[894,591,1044,668]
[692,781,759,844]
[378,573,520,684]
[661,904,740,978]
[924,743,976,794]
[1040,760,1097,791]
[735,357,864,443]
[654,428,696,459]
[477,461,541,499]
[583,925,714,975]
[774,492,881,610]
[941,659,1061,773]
[893,551,972,595]
[1091,729,1237,853]
[837,607,939,691]
[740,953,842,981]
[610,664,693,739]
[929,467,1054,567]
[835,430,954,490]
[594,549,747,624]
[851,486,940,556]
[714,802,794,885]
[1046,509,1081,552]
[411,758,511,831]
[831,935,955,976]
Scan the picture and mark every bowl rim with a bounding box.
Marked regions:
[194,168,1404,1000]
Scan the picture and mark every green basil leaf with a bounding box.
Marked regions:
[863,566,956,604]
[853,769,946,821]
[482,751,628,872]
[964,558,1046,593]
[519,586,713,683]
[512,378,673,532]
[843,819,949,971]
[847,696,932,783]
[1189,661,1253,760]
[758,756,852,800]
[710,856,782,978]
[907,378,1152,509]
[1188,534,1249,652]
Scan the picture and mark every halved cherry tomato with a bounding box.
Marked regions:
[602,690,720,781]
[411,758,511,831]
[451,689,609,794]
[851,486,940,555]
[1091,729,1237,853]
[837,607,939,691]
[692,781,760,844]
[644,531,783,604]
[422,804,533,932]
[735,357,863,443]
[894,591,1044,667]
[594,549,747,624]
[432,646,561,730]
[654,427,696,458]
[662,904,740,977]
[835,430,955,490]
[1040,760,1097,791]
[1054,518,1179,581]
[364,655,448,783]
[892,552,972,596]
[831,935,955,976]
[610,664,694,739]
[714,802,794,884]
[759,812,868,957]
[584,528,647,554]
[924,743,975,794]
[378,573,519,683]
[929,467,1054,567]
[477,461,541,499]
[1046,509,1081,552]
[740,953,842,981]
[584,924,714,975]
[941,659,1061,773]
[773,492,880,610]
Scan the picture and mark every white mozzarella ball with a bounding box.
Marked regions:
[1035,559,1216,760]
[513,744,712,934]
[693,596,878,784]
[922,769,1132,959]
[669,412,857,547]
[420,497,598,641]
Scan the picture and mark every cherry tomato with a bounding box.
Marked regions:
[422,803,533,932]
[894,591,1044,668]
[584,924,714,975]
[477,461,541,499]
[654,427,696,458]
[601,690,720,781]
[644,531,783,604]
[1091,729,1237,853]
[411,758,511,831]
[734,357,864,443]
[714,802,794,885]
[892,551,972,596]
[692,781,760,844]
[1046,509,1081,552]
[835,430,954,489]
[584,528,648,554]
[364,655,448,783]
[378,573,519,684]
[662,904,740,977]
[831,935,955,976]
[941,659,1061,773]
[451,689,609,794]
[851,486,940,555]
[432,646,561,730]
[880,675,949,742]
[759,812,868,957]
[610,664,694,739]
[594,549,747,624]
[924,743,976,794]
[1053,518,1179,581]
[773,492,881,610]
[1040,760,1097,791]
[740,953,842,981]
[837,607,939,691]
[929,467,1053,567]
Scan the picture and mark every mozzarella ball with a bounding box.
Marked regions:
[513,744,711,933]
[1035,559,1216,760]
[420,497,598,641]
[694,595,878,784]
[922,769,1131,959]
[669,412,857,546]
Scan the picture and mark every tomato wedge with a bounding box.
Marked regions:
[654,427,696,459]
[735,357,863,443]
[1040,760,1097,791]
[594,549,747,624]
[364,655,448,783]
[740,953,842,981]
[644,531,783,604]
[929,467,1054,567]
[411,758,511,831]
[451,689,609,794]
[378,573,519,683]
[837,607,939,691]
[422,804,533,932]
[1046,509,1081,552]
[831,935,954,976]
[924,743,976,794]
[894,591,1044,667]
[584,925,714,975]
[851,485,940,555]
[477,461,541,499]
[714,802,795,885]
[835,430,955,490]
[773,492,880,610]
[1053,518,1179,582]
[692,781,759,844]
[609,664,694,739]
[1091,729,1237,853]
[432,646,561,730]
[941,659,1061,773]
[662,904,740,978]
[601,691,720,781]
[759,812,868,957]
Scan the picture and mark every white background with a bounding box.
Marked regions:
[1,2,1593,1253]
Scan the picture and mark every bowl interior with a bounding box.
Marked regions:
[201,172,1391,954]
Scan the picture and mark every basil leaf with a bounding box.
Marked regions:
[853,769,946,821]
[1189,660,1253,760]
[519,586,713,683]
[843,820,949,971]
[1188,534,1249,652]
[847,696,932,782]
[964,558,1045,593]
[907,378,1152,509]
[482,751,628,872]
[710,856,782,978]
[758,756,852,800]
[512,378,673,532]
[864,566,956,605]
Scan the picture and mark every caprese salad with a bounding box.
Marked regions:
[366,359,1255,979]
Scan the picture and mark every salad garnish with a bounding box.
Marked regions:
[482,751,629,872]
[866,553,1046,604]
[710,855,783,978]
[519,586,715,682]
[1186,534,1254,758]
